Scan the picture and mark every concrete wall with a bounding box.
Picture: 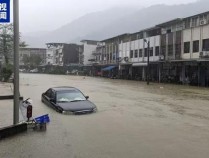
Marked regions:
[20,48,46,66]
[46,49,55,65]
[119,35,160,64]
[182,24,209,59]
[83,43,97,65]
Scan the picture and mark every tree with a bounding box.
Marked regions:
[0,24,27,65]
[22,54,42,67]
[0,24,27,81]
[31,54,42,67]
[22,54,30,66]
[0,24,13,64]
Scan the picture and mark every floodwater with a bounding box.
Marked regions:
[0,73,209,158]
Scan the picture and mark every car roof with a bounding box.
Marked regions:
[51,86,78,92]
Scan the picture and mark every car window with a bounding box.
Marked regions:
[56,90,86,102]
[51,90,55,100]
[45,89,52,98]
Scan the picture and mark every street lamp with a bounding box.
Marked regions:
[144,39,150,85]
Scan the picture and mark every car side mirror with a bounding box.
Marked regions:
[85,96,89,100]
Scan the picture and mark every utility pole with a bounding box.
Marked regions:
[13,0,20,125]
[144,39,150,85]
[147,41,150,85]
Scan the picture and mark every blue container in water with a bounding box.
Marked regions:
[35,114,50,124]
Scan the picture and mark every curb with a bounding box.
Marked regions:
[0,123,27,140]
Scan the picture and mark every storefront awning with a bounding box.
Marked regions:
[102,66,116,71]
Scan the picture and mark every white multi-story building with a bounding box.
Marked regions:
[182,13,209,60]
[80,40,98,66]
[119,27,161,64]
[19,48,46,66]
[92,11,209,86]
[46,43,65,66]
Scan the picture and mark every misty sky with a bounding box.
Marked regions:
[17,0,197,33]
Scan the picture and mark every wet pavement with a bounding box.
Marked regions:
[0,73,209,158]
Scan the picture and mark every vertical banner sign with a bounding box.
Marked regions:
[0,0,10,23]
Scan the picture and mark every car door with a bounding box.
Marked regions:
[50,90,57,108]
[44,89,53,106]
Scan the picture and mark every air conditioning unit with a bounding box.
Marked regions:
[200,19,207,25]
[124,57,129,62]
[159,55,164,61]
[200,51,209,58]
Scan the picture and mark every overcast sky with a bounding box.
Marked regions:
[17,0,197,33]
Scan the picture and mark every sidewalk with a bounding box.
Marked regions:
[0,82,13,95]
[0,82,24,128]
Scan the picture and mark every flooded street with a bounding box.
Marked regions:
[1,73,209,158]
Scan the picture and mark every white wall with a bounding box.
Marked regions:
[182,29,192,59]
[46,49,55,64]
[119,41,130,64]
[83,43,97,65]
[182,24,209,59]
[119,35,160,64]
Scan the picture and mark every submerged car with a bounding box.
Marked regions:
[41,87,97,114]
[30,68,38,73]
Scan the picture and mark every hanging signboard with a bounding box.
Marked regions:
[0,0,10,23]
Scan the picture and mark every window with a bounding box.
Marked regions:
[175,31,182,57]
[168,45,173,56]
[51,91,55,100]
[155,46,160,56]
[193,40,199,52]
[185,19,190,29]
[168,33,173,56]
[191,17,198,27]
[45,89,52,98]
[110,53,112,60]
[203,39,209,51]
[57,90,86,102]
[130,50,134,58]
[149,47,153,56]
[184,42,190,53]
[144,48,148,57]
[139,49,143,57]
[199,14,207,21]
[134,50,138,58]
[113,53,116,60]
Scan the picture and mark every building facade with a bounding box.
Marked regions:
[46,43,82,66]
[46,43,65,66]
[92,11,209,86]
[80,40,98,66]
[19,48,46,66]
[63,44,82,66]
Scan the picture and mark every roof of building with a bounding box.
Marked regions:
[101,33,130,42]
[80,40,99,43]
[46,42,66,45]
[80,40,99,45]
[20,48,46,50]
[156,11,209,27]
[183,11,209,19]
[156,18,182,27]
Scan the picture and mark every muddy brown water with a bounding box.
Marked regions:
[0,73,209,158]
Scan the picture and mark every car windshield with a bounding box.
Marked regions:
[56,90,86,102]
